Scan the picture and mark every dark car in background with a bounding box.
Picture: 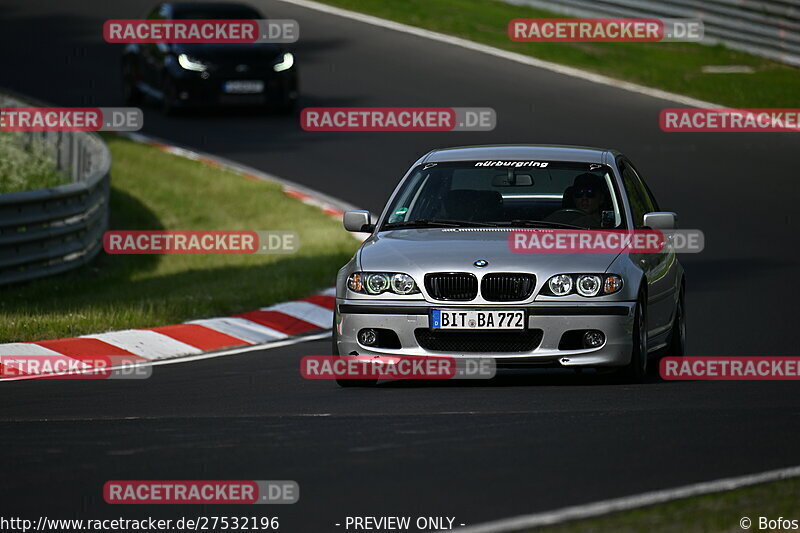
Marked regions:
[122,2,298,114]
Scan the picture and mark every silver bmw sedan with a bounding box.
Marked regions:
[334,145,685,385]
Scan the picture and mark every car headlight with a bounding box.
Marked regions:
[178,53,208,72]
[347,272,420,295]
[273,52,294,72]
[548,274,573,296]
[604,275,624,294]
[365,273,390,294]
[543,274,623,297]
[576,275,603,297]
[391,273,416,295]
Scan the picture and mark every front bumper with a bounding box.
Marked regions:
[335,300,637,367]
[171,70,297,107]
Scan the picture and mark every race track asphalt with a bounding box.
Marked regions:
[1,0,799,530]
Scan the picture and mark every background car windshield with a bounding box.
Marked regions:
[384,161,624,229]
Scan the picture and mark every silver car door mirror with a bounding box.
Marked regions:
[343,210,374,232]
[643,212,677,230]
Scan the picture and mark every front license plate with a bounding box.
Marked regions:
[223,80,265,94]
[431,309,526,330]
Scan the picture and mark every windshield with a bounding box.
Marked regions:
[382,160,626,230]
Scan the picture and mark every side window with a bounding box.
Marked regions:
[620,161,648,228]
[626,161,659,213]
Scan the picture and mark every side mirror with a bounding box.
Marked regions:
[343,210,375,233]
[643,212,677,230]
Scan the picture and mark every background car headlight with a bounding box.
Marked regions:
[548,274,573,296]
[178,54,207,72]
[273,52,294,72]
[347,272,419,295]
[576,275,603,297]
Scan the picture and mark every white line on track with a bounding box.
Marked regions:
[452,464,800,532]
[274,0,721,109]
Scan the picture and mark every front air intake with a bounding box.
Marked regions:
[424,273,478,301]
[481,273,536,301]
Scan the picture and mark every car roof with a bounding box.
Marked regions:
[423,145,618,164]
[168,2,260,15]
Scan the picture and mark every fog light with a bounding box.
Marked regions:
[583,330,605,348]
[358,328,378,346]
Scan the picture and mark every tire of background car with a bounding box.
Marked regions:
[122,61,142,105]
[275,92,296,115]
[618,291,648,383]
[332,319,378,388]
[667,284,686,357]
[161,75,176,116]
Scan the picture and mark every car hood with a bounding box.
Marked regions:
[359,228,621,279]
[173,43,283,62]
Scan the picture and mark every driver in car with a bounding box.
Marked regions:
[569,173,608,227]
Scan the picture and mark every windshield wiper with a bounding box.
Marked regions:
[384,219,500,229]
[496,219,591,230]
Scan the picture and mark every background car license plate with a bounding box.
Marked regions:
[431,309,525,330]
[223,80,264,94]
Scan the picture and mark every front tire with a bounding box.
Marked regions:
[667,289,686,357]
[619,295,647,383]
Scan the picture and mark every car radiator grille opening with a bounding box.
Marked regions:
[481,273,536,301]
[425,273,478,301]
[414,329,544,353]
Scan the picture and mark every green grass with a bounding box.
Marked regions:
[0,135,358,342]
[317,0,800,107]
[528,476,800,533]
[0,131,69,193]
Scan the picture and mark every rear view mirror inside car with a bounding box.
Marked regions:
[491,173,534,187]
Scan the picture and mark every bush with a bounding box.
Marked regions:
[0,131,68,193]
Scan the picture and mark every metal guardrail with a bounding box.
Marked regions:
[0,93,111,285]
[505,0,800,67]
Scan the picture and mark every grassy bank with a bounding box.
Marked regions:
[0,135,357,342]
[316,0,800,107]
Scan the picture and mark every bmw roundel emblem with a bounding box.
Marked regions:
[474,259,488,267]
